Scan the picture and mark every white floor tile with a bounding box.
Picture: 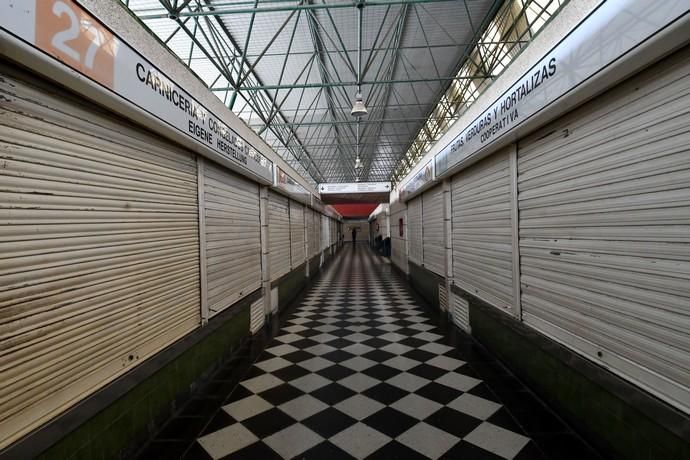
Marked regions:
[337,372,380,392]
[330,423,391,458]
[240,374,283,393]
[390,394,443,420]
[263,423,323,459]
[289,373,332,393]
[222,395,273,421]
[335,394,386,420]
[278,394,329,421]
[397,422,460,459]
[198,423,258,459]
[435,371,482,392]
[464,422,530,459]
[448,393,502,420]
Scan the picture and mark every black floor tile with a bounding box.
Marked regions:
[361,349,397,363]
[513,441,549,460]
[442,440,503,460]
[310,382,357,405]
[257,383,305,405]
[290,338,320,349]
[404,349,438,362]
[416,381,464,404]
[224,441,283,460]
[200,410,234,436]
[367,441,429,460]
[361,363,401,381]
[486,407,525,434]
[242,408,296,438]
[321,350,356,363]
[282,350,317,363]
[317,364,356,381]
[272,364,311,381]
[302,407,357,438]
[408,363,448,380]
[466,382,500,402]
[398,337,427,348]
[362,407,418,438]
[362,382,409,405]
[425,407,483,438]
[297,441,356,460]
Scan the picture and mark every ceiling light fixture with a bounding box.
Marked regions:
[350,1,368,117]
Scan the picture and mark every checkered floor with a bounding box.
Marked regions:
[194,247,537,459]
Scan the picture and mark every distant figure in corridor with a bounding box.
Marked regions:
[351,228,357,244]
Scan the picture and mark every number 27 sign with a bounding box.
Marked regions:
[35,0,118,89]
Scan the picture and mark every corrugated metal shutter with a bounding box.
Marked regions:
[306,208,316,258]
[0,64,200,448]
[518,46,690,413]
[390,205,407,272]
[268,191,290,280]
[407,196,423,265]
[330,218,336,248]
[290,200,305,266]
[422,184,445,276]
[321,214,330,250]
[203,161,261,317]
[451,148,513,312]
[313,210,321,256]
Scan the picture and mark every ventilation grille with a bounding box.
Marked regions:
[250,298,265,334]
[439,284,448,311]
[452,294,470,332]
[271,287,279,313]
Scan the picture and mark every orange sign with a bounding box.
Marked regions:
[36,0,117,89]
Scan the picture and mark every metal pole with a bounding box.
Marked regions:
[357,1,363,91]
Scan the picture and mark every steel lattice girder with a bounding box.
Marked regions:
[122,0,565,185]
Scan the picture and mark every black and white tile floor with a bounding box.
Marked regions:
[138,245,603,460]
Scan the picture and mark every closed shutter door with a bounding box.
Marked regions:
[330,218,336,247]
[268,191,290,280]
[203,161,261,317]
[0,64,200,448]
[407,197,423,265]
[290,200,305,266]
[452,148,513,312]
[391,206,407,272]
[313,210,321,255]
[321,215,330,250]
[518,46,690,412]
[422,184,445,276]
[306,208,315,257]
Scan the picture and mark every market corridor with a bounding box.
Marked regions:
[138,246,601,459]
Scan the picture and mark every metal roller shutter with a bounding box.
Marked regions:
[202,160,261,317]
[422,184,445,276]
[451,148,513,312]
[330,218,336,248]
[290,200,305,266]
[390,204,407,272]
[321,214,330,250]
[518,46,690,413]
[407,197,423,265]
[268,191,290,280]
[313,210,321,256]
[0,64,200,448]
[306,208,316,258]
